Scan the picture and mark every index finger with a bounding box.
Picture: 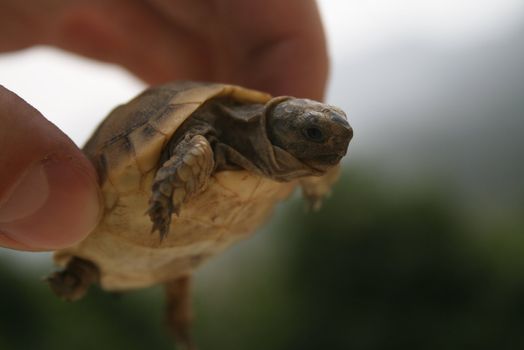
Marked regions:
[149,0,329,99]
[220,0,329,99]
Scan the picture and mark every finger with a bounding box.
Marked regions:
[48,0,327,99]
[148,0,328,99]
[0,86,101,251]
[214,0,329,100]
[47,0,210,84]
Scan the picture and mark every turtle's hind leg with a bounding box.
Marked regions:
[165,275,197,350]
[47,257,100,301]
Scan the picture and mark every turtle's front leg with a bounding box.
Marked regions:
[165,276,196,350]
[148,135,214,239]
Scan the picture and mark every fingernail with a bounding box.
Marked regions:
[0,158,102,250]
[0,163,49,223]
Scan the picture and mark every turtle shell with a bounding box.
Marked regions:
[55,82,297,290]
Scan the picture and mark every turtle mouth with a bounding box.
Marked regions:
[316,153,344,165]
[305,154,344,172]
[322,154,344,164]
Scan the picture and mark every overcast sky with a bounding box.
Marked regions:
[320,0,524,56]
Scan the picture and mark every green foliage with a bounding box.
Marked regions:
[281,172,524,350]
[0,267,173,350]
[1,168,523,349]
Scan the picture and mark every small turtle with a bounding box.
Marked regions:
[48,81,352,348]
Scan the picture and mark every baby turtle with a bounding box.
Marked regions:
[48,81,352,349]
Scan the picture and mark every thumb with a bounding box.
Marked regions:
[0,86,101,251]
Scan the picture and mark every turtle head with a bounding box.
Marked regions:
[266,97,353,171]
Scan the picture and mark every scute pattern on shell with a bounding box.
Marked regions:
[54,82,294,291]
[84,82,271,187]
[55,171,295,290]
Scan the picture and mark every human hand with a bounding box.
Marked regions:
[0,0,328,251]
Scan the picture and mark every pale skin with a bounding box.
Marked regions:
[0,0,328,251]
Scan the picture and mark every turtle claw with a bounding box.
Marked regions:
[46,270,85,301]
[304,196,324,212]
[147,200,175,240]
[148,135,214,241]
[46,257,99,302]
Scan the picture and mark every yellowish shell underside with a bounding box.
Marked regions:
[54,84,294,291]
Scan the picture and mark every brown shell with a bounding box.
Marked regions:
[55,82,296,290]
[83,81,271,194]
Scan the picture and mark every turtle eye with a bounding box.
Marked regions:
[304,127,325,142]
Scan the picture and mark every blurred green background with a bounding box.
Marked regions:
[1,167,523,350]
[2,2,524,350]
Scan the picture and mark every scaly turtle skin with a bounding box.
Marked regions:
[48,81,352,349]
